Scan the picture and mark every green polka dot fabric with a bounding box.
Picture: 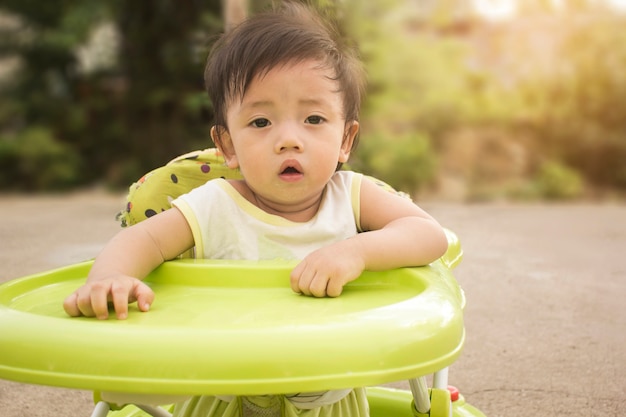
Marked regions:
[116,148,243,228]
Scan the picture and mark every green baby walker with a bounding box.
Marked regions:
[0,149,487,417]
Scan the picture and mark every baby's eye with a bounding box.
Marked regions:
[305,115,324,125]
[251,118,270,128]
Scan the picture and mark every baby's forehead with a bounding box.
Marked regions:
[229,58,341,102]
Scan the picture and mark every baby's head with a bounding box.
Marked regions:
[205,2,365,161]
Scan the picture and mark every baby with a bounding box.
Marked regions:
[64,3,448,417]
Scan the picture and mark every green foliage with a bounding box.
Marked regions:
[346,0,480,193]
[0,0,222,190]
[352,6,477,136]
[347,1,626,198]
[352,131,436,195]
[533,161,584,200]
[1,0,625,199]
[0,127,81,190]
[500,15,626,191]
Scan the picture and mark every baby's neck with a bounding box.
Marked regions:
[228,179,323,223]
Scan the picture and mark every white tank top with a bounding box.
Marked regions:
[172,171,363,260]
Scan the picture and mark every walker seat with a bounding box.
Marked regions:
[0,239,484,417]
[0,148,486,417]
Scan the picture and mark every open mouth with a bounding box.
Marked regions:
[279,161,303,181]
[281,166,301,175]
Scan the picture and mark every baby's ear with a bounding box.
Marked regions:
[339,121,359,163]
[211,126,239,169]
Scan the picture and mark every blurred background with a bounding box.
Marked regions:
[1,0,625,202]
[1,4,625,416]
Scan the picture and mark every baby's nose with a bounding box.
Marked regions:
[275,124,303,152]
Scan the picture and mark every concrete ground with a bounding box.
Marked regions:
[0,190,624,417]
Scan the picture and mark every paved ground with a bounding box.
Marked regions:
[0,190,624,417]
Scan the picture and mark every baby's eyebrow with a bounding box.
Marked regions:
[241,100,273,111]
[241,97,334,111]
[298,98,330,107]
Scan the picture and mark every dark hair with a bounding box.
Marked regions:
[205,2,365,154]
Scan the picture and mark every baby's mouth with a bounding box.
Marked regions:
[281,166,301,175]
[279,161,304,181]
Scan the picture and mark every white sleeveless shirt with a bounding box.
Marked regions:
[172,171,363,260]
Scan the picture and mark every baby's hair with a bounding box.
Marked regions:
[205,1,365,155]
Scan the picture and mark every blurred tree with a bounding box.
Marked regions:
[345,0,479,194]
[107,0,222,183]
[223,0,248,30]
[3,0,625,198]
[0,0,223,189]
[514,14,626,191]
[533,160,584,200]
[0,1,107,189]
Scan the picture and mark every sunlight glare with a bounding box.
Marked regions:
[606,0,626,11]
[472,0,517,21]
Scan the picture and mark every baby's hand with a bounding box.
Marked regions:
[290,241,365,297]
[63,275,154,320]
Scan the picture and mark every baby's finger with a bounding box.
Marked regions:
[292,267,316,296]
[63,292,81,317]
[325,277,345,298]
[308,273,331,298]
[75,288,96,318]
[90,283,112,320]
[290,264,304,293]
[133,282,154,313]
[110,281,132,320]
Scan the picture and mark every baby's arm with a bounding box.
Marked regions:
[63,208,194,320]
[290,178,448,297]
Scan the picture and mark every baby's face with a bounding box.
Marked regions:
[220,59,358,217]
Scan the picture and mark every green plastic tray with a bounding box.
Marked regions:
[0,256,464,396]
